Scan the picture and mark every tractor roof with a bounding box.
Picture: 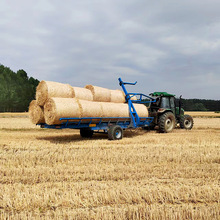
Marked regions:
[150,92,175,97]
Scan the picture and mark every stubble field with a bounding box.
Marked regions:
[0,112,219,219]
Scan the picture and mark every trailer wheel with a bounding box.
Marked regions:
[180,115,194,130]
[158,112,175,133]
[80,128,94,138]
[108,125,123,140]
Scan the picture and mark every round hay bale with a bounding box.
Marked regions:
[44,98,80,125]
[85,85,111,102]
[110,90,126,103]
[36,81,74,106]
[101,102,129,118]
[72,87,93,101]
[29,100,45,124]
[133,103,148,117]
[101,102,148,118]
[77,99,103,118]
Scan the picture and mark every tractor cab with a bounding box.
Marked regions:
[149,92,176,114]
[148,92,193,132]
[149,92,180,116]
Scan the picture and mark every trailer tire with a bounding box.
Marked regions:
[108,125,123,140]
[180,115,193,130]
[80,128,94,138]
[158,112,175,133]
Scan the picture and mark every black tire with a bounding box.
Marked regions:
[180,115,194,130]
[80,128,94,138]
[158,112,175,133]
[108,125,123,140]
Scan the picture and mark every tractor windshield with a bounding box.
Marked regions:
[161,97,170,109]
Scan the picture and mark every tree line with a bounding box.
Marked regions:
[0,64,219,112]
[181,98,220,111]
[0,64,39,112]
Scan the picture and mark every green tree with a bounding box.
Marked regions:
[0,64,39,112]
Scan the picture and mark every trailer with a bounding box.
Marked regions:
[39,78,156,140]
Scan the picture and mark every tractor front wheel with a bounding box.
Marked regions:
[180,115,194,130]
[159,112,175,133]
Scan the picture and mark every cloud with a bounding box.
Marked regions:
[0,0,219,99]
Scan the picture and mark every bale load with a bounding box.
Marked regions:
[44,98,80,125]
[85,85,111,102]
[101,102,148,118]
[29,100,45,124]
[36,81,74,106]
[110,90,125,103]
[77,99,103,118]
[72,87,93,101]
[30,80,147,126]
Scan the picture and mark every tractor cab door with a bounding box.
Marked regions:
[161,96,176,115]
[170,97,176,115]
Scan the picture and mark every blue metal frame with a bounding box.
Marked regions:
[39,78,155,133]
[118,78,155,128]
[40,116,153,131]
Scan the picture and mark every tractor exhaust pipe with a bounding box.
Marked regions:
[179,95,182,117]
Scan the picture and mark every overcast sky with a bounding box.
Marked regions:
[0,0,220,99]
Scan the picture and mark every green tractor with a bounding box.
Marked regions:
[147,92,194,133]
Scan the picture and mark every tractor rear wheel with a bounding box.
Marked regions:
[80,128,94,138]
[180,114,194,130]
[108,125,123,140]
[158,112,175,133]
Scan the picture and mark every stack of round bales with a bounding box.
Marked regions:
[29,81,147,125]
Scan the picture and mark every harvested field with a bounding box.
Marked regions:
[0,112,219,219]
[185,111,220,118]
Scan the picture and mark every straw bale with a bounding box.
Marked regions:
[36,81,74,106]
[101,102,128,118]
[44,98,80,125]
[77,99,103,118]
[130,95,137,100]
[110,90,126,103]
[133,103,149,117]
[115,90,137,103]
[72,87,93,101]
[101,102,148,118]
[28,100,45,124]
[85,85,111,102]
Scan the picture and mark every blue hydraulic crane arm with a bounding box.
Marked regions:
[119,78,137,102]
[118,78,139,127]
[118,78,155,128]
